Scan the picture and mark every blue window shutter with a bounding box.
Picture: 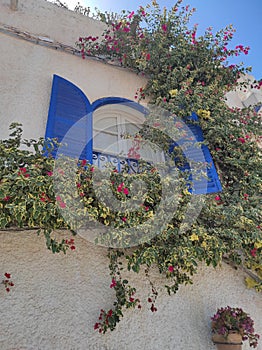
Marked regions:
[45,75,93,161]
[173,112,222,194]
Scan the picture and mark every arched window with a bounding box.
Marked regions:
[45,75,222,194]
[92,103,165,172]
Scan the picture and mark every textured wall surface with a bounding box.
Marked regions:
[0,230,261,350]
[0,1,261,350]
[0,0,147,140]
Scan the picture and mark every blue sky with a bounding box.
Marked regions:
[67,0,261,79]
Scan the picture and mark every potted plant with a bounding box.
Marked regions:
[211,306,260,349]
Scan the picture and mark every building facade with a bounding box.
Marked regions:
[0,1,261,349]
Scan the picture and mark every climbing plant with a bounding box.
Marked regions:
[0,0,261,335]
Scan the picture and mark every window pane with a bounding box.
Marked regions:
[93,132,118,153]
[94,116,118,133]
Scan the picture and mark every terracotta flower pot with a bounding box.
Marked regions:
[212,332,242,350]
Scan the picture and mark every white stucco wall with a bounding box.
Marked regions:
[0,0,147,141]
[0,1,261,350]
[0,230,261,350]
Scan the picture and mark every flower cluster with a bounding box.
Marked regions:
[1,272,14,292]
[211,306,260,348]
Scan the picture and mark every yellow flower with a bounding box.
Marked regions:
[201,241,207,248]
[183,188,192,196]
[197,109,211,120]
[254,241,262,249]
[169,89,178,98]
[245,277,259,289]
[190,233,199,241]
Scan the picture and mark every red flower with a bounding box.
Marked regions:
[250,248,257,257]
[121,217,127,222]
[238,137,246,144]
[117,183,124,192]
[110,278,117,288]
[19,167,27,174]
[3,196,11,201]
[168,266,174,272]
[18,167,29,177]
[46,171,53,176]
[94,323,100,330]
[70,245,76,250]
[129,297,135,302]
[81,159,87,166]
[127,11,134,19]
[123,187,129,195]
[107,309,113,317]
[161,23,167,32]
[146,53,151,61]
[4,273,11,279]
[59,201,66,208]
[214,195,221,201]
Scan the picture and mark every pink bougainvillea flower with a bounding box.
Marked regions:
[123,187,129,195]
[250,248,257,257]
[107,309,113,317]
[238,137,246,144]
[121,217,127,222]
[46,171,53,176]
[146,53,151,61]
[56,196,62,202]
[162,23,167,32]
[59,201,66,208]
[3,196,11,201]
[94,323,100,330]
[117,183,124,192]
[168,266,174,272]
[19,167,27,174]
[127,11,134,19]
[214,195,221,201]
[110,278,117,288]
